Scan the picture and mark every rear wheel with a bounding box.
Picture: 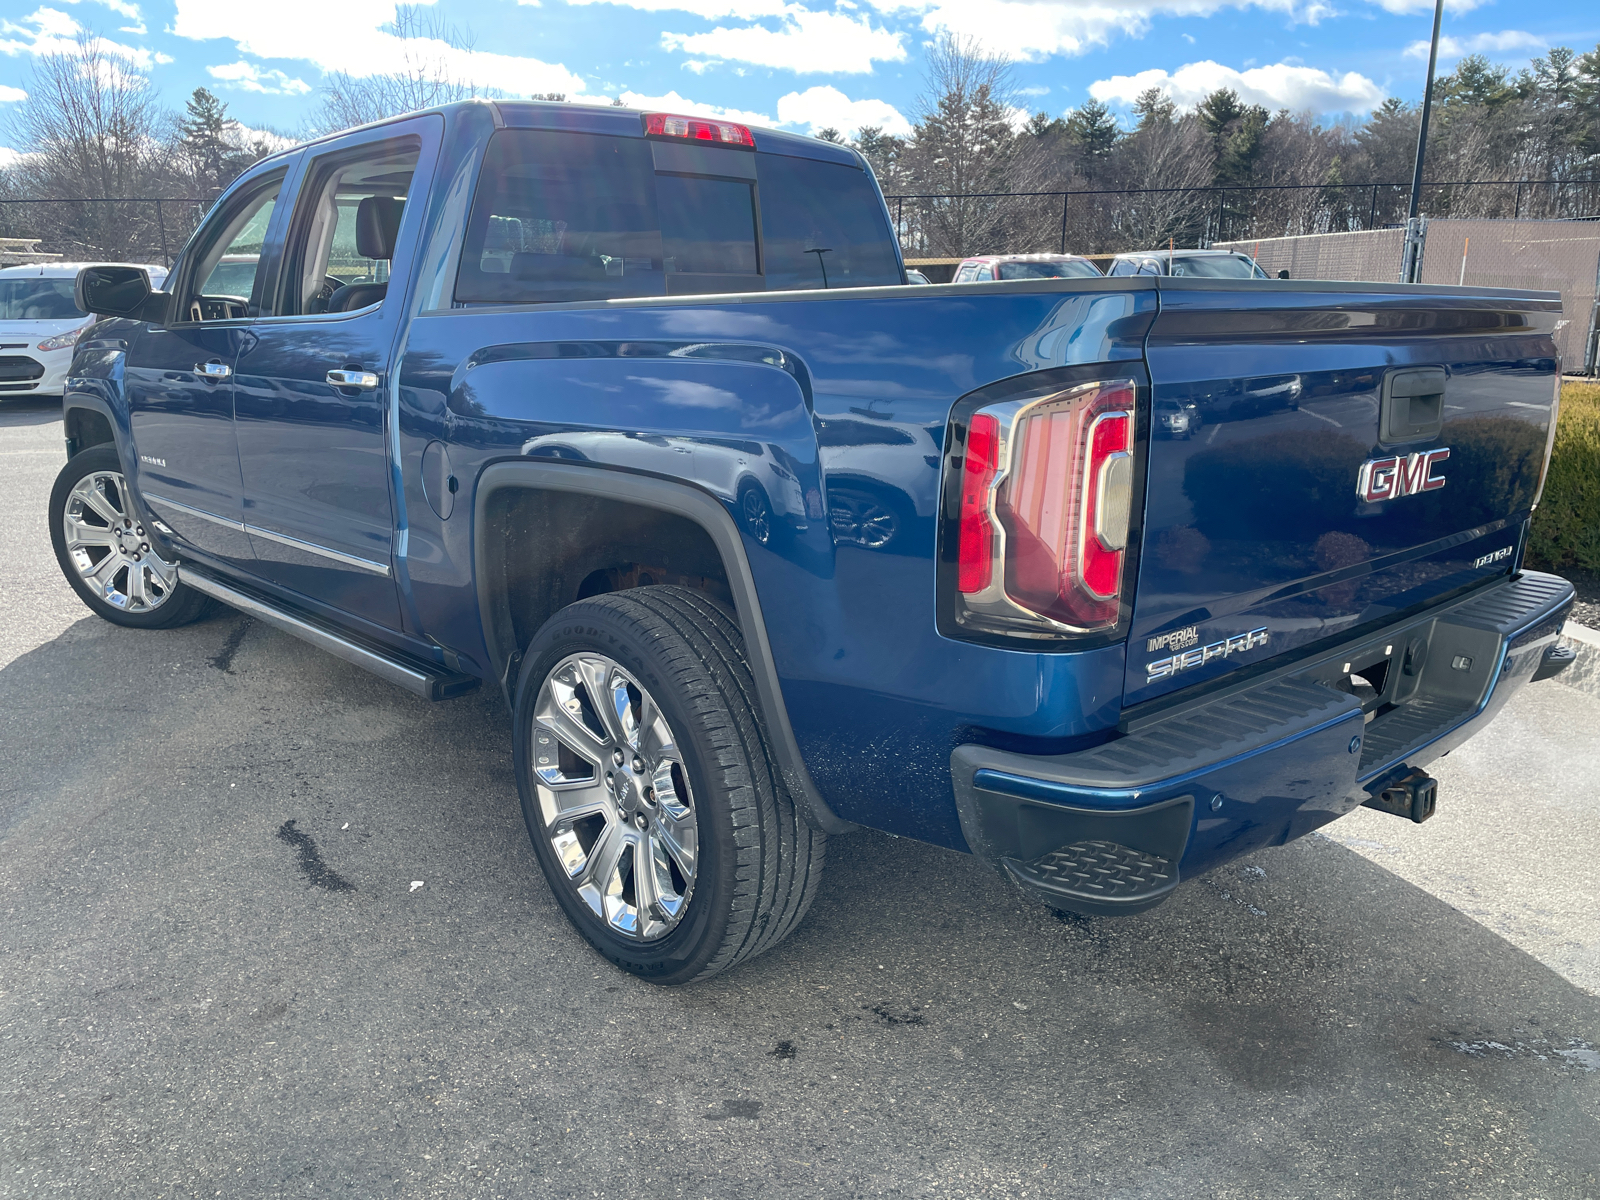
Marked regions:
[48,446,212,628]
[513,586,825,984]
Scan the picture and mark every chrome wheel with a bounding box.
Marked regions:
[530,653,697,941]
[61,470,176,613]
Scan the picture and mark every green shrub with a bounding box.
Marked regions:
[1527,382,1600,573]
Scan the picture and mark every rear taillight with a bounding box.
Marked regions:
[949,379,1137,639]
[643,112,756,148]
[957,413,1001,593]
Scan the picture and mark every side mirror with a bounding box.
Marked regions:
[1277,269,1290,279]
[75,265,170,321]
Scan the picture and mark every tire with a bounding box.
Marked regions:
[512,585,825,984]
[48,445,213,629]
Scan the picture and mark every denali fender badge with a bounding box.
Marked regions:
[139,454,166,467]
[1473,546,1512,569]
[1147,628,1269,681]
[1357,447,1448,503]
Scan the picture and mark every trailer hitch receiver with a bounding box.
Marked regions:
[1363,768,1438,823]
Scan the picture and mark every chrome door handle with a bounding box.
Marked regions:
[327,369,380,390]
[195,361,232,379]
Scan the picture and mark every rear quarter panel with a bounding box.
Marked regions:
[398,281,1155,846]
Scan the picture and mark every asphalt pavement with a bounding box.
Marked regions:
[2,394,1597,1199]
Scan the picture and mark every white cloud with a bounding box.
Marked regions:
[1403,30,1544,59]
[1017,84,1050,96]
[617,88,774,127]
[0,6,160,68]
[231,122,298,152]
[208,60,311,94]
[566,0,789,16]
[1090,59,1385,114]
[1182,31,1196,42]
[1371,0,1488,12]
[776,85,910,134]
[864,0,1336,61]
[0,84,26,101]
[172,0,589,98]
[89,0,142,18]
[661,6,906,73]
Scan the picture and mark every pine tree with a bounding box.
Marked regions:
[1197,88,1269,186]
[852,126,904,183]
[1064,99,1118,178]
[1132,88,1176,132]
[180,88,235,195]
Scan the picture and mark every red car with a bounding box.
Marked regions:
[951,253,1102,282]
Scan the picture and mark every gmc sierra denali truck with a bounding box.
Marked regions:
[51,100,1575,984]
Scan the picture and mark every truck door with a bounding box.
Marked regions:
[127,168,289,567]
[232,117,438,631]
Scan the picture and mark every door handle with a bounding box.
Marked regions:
[327,369,380,390]
[195,361,232,379]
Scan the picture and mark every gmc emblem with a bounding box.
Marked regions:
[1357,448,1448,503]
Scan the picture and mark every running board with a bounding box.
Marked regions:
[178,565,479,701]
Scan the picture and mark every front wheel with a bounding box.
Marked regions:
[48,445,212,628]
[513,586,825,983]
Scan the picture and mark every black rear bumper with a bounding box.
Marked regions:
[952,571,1574,916]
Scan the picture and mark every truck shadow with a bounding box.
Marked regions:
[1,611,1595,1196]
[0,395,65,428]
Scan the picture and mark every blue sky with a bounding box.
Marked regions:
[1,0,1597,158]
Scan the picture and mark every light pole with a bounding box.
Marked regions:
[1402,0,1445,282]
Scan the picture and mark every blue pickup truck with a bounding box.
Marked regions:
[52,100,1575,983]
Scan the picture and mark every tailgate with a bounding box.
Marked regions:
[1126,280,1561,708]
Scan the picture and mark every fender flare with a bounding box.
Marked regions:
[473,459,856,836]
[62,390,118,458]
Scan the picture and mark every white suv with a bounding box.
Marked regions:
[0,262,168,400]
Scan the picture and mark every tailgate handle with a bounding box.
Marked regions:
[1380,367,1446,444]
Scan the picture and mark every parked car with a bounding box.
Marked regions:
[0,262,166,400]
[1106,249,1269,279]
[904,268,932,285]
[951,254,1101,282]
[1154,397,1192,438]
[55,100,1574,986]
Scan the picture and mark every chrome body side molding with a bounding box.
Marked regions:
[145,494,392,577]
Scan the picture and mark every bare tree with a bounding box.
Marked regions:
[1105,92,1213,250]
[3,30,169,259]
[899,33,1020,256]
[318,8,499,132]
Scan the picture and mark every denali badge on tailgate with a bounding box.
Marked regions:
[1147,628,1269,681]
[1357,447,1449,503]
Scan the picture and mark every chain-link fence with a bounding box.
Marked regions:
[1215,219,1600,373]
[0,198,208,268]
[885,179,1600,261]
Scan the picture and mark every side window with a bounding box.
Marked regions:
[953,265,975,283]
[181,172,284,321]
[281,137,421,316]
[1106,259,1132,277]
[1137,259,1162,276]
[456,130,665,305]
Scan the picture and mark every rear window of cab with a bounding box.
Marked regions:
[454,128,902,304]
